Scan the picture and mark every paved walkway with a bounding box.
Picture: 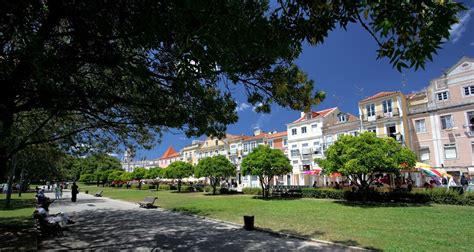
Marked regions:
[40,192,362,251]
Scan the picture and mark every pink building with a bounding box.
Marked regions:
[408,57,474,176]
[157,146,181,168]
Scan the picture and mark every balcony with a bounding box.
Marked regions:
[361,108,400,122]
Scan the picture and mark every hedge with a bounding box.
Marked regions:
[300,188,474,205]
[242,187,262,195]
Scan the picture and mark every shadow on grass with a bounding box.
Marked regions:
[251,196,301,201]
[0,216,34,229]
[203,193,242,196]
[335,200,431,208]
[332,239,382,251]
[0,198,36,211]
[171,206,213,217]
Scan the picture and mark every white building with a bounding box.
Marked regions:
[286,108,337,185]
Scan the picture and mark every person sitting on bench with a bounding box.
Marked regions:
[36,204,75,227]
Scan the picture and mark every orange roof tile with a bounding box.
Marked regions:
[159,146,180,159]
[359,91,399,103]
[266,131,287,139]
[291,107,337,123]
[243,132,268,141]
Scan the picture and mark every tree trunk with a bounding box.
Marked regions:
[18,167,24,197]
[178,180,181,192]
[259,176,265,198]
[5,154,17,208]
[212,178,217,195]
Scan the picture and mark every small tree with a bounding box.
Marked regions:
[108,170,124,183]
[162,161,194,192]
[132,167,147,180]
[146,167,163,191]
[241,145,292,198]
[195,155,236,195]
[120,172,133,182]
[317,132,416,192]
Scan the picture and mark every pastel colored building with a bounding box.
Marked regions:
[158,146,181,168]
[358,91,410,146]
[408,56,474,175]
[181,140,203,166]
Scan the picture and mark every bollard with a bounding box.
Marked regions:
[243,215,254,231]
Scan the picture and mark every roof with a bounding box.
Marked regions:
[159,146,180,159]
[406,91,427,100]
[359,91,400,103]
[344,113,359,122]
[265,131,287,139]
[291,107,337,124]
[441,56,474,77]
[243,132,268,141]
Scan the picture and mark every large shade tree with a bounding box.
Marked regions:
[161,161,194,192]
[195,155,236,195]
[241,145,292,198]
[317,132,417,192]
[0,1,464,206]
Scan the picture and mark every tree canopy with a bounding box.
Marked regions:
[195,155,236,195]
[0,1,465,181]
[317,132,416,191]
[241,145,292,197]
[161,161,194,192]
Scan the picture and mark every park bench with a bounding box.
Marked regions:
[94,191,103,197]
[138,196,158,209]
[33,211,63,237]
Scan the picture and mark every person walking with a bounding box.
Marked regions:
[461,174,468,193]
[71,182,79,202]
[54,183,61,200]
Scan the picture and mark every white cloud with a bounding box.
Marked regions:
[252,102,263,112]
[253,114,271,129]
[449,8,473,43]
[235,102,251,112]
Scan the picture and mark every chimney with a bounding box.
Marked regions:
[254,128,262,136]
[300,111,305,118]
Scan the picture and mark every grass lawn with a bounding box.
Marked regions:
[0,192,37,250]
[79,183,474,251]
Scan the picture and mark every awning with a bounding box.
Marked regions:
[304,168,322,175]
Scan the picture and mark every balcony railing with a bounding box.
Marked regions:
[361,108,400,122]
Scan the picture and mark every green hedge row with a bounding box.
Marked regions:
[242,187,262,195]
[301,188,474,205]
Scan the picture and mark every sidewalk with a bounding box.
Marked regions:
[40,192,363,251]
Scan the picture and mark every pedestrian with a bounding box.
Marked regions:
[71,182,79,202]
[54,183,61,200]
[461,174,468,192]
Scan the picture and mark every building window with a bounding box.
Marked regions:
[464,86,474,96]
[415,119,426,133]
[444,144,457,159]
[382,99,393,113]
[290,150,300,158]
[326,135,333,146]
[250,142,257,150]
[301,127,307,134]
[366,103,375,117]
[436,91,449,102]
[440,115,453,129]
[302,143,309,147]
[268,140,273,147]
[419,148,430,161]
[283,139,288,146]
[292,160,299,165]
[230,144,236,149]
[467,111,474,131]
[311,124,318,131]
[337,113,347,122]
[291,128,297,135]
[215,140,219,146]
[366,127,376,134]
[243,143,248,152]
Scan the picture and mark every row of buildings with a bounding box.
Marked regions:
[122,57,474,187]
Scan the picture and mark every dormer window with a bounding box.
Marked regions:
[337,113,347,123]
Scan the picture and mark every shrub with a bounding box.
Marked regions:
[159,184,170,190]
[169,185,177,190]
[242,187,262,195]
[203,186,214,193]
[301,188,345,199]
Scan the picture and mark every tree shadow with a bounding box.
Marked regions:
[39,208,353,251]
[0,198,36,211]
[251,196,301,201]
[335,200,431,208]
[170,206,212,216]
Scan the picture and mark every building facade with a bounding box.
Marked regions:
[157,146,181,168]
[286,108,337,185]
[358,91,410,146]
[408,57,474,173]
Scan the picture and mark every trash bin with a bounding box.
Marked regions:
[243,215,254,231]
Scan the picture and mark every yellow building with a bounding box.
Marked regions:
[358,91,410,146]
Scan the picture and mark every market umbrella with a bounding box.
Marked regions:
[415,162,431,169]
[304,168,322,175]
[419,168,441,177]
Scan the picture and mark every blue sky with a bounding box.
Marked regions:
[135,5,474,161]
